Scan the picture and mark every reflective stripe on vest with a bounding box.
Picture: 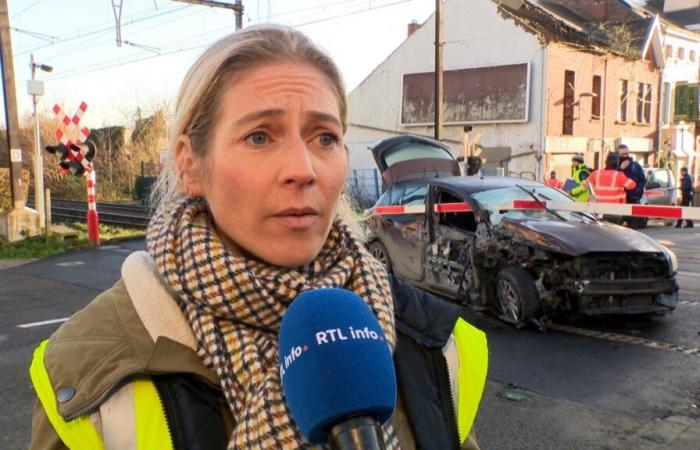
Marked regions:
[452,318,489,444]
[30,339,174,450]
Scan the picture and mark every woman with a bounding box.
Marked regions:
[29,25,486,449]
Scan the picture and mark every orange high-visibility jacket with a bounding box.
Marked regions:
[544,178,563,189]
[585,169,636,203]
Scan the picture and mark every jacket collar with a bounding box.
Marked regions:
[44,252,219,420]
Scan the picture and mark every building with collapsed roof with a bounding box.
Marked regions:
[346,0,692,193]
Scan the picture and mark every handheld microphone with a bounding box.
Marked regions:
[278,288,396,450]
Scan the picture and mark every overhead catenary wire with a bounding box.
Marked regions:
[40,6,211,63]
[15,4,191,55]
[43,0,416,81]
[16,0,358,58]
[11,0,46,19]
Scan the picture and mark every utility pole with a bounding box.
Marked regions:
[29,54,53,234]
[172,0,244,30]
[0,0,38,241]
[434,0,444,141]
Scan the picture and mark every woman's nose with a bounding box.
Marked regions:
[279,136,317,187]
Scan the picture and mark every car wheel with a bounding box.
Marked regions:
[496,267,541,324]
[368,240,392,273]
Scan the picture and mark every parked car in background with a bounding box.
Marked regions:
[365,134,679,326]
[643,167,677,206]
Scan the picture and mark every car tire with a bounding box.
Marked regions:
[496,267,541,324]
[368,240,392,273]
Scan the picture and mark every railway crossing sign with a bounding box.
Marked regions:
[53,102,90,148]
[45,101,100,246]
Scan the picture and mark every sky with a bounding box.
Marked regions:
[4,0,435,129]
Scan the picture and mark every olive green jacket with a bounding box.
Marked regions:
[29,252,231,450]
[29,251,479,450]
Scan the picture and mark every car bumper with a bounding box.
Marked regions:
[574,277,679,315]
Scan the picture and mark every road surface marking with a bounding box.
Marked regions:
[56,261,85,267]
[17,318,69,328]
[549,323,700,356]
[677,271,699,277]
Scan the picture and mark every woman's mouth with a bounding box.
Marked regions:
[272,207,320,230]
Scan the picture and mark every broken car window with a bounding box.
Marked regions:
[402,185,428,206]
[472,186,594,225]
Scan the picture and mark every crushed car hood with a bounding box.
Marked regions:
[500,219,664,256]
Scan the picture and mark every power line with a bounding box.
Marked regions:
[41,5,208,63]
[15,4,190,55]
[11,0,45,19]
[43,0,416,81]
[37,0,360,65]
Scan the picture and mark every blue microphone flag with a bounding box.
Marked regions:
[278,288,396,443]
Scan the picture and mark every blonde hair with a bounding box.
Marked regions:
[152,25,363,238]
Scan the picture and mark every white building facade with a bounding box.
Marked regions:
[659,24,700,182]
[346,0,547,181]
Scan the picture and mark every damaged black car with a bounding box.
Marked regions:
[364,134,679,325]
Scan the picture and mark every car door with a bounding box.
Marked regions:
[393,184,429,281]
[645,169,676,205]
[423,186,478,299]
[372,184,428,281]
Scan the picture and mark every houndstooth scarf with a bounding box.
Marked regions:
[147,197,399,449]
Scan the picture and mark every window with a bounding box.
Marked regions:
[636,83,652,124]
[388,186,405,205]
[691,50,697,62]
[678,47,685,60]
[664,45,673,58]
[591,75,602,119]
[402,185,428,206]
[674,83,699,122]
[436,190,476,232]
[661,82,671,125]
[563,70,575,135]
[376,186,405,206]
[644,84,652,124]
[618,80,628,122]
[382,142,453,168]
[653,169,670,188]
[636,83,644,123]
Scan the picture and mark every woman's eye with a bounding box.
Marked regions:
[317,132,338,148]
[246,131,268,146]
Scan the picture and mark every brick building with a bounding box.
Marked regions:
[345,0,669,189]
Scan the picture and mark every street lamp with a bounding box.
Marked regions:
[27,54,52,233]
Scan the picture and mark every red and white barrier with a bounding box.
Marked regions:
[369,200,700,221]
[86,169,100,246]
[497,200,700,221]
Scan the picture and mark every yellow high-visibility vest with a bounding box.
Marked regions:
[29,340,174,450]
[451,317,488,444]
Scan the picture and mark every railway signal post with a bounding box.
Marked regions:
[46,102,100,246]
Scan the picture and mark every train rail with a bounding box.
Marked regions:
[27,197,151,228]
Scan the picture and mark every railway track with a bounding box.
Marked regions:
[27,197,152,228]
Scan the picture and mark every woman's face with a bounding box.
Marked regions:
[178,61,348,267]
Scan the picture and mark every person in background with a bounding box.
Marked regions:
[585,153,636,204]
[569,154,591,202]
[675,167,694,228]
[28,25,487,450]
[545,170,563,189]
[617,144,646,228]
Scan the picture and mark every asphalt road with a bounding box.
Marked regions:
[1,227,699,449]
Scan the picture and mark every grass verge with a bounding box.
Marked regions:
[0,223,145,259]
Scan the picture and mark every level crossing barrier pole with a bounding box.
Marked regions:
[86,170,99,246]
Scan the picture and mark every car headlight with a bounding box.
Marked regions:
[660,245,679,274]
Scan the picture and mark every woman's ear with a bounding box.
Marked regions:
[175,135,205,197]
